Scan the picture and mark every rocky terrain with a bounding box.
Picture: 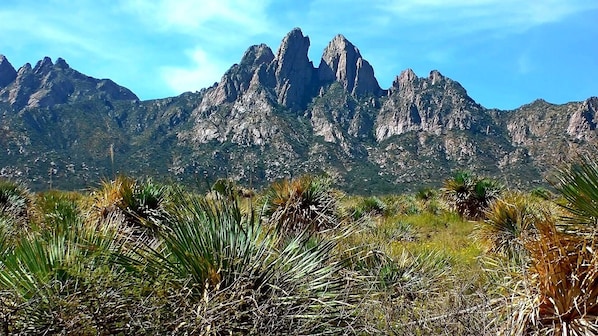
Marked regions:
[0,28,596,193]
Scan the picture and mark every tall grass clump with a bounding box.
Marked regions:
[0,180,32,239]
[475,193,549,260]
[263,175,339,234]
[0,193,144,334]
[89,175,168,234]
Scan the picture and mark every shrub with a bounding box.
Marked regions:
[0,179,32,227]
[89,175,168,234]
[475,193,548,259]
[442,171,502,220]
[549,155,598,229]
[503,221,598,335]
[263,175,339,234]
[120,189,357,334]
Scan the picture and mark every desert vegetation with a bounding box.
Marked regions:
[1,157,598,335]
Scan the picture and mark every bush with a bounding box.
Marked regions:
[442,171,502,220]
[475,193,549,259]
[89,175,168,234]
[119,189,358,334]
[263,175,339,234]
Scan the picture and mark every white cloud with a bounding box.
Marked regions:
[160,48,227,94]
[377,0,598,34]
[120,0,273,36]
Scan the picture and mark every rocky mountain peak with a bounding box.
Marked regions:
[269,27,316,109]
[55,57,69,69]
[567,96,598,140]
[17,63,32,75]
[0,54,18,87]
[396,69,418,86]
[0,56,138,110]
[375,68,484,141]
[240,44,274,69]
[318,34,380,96]
[202,44,275,106]
[429,70,445,85]
[33,56,54,75]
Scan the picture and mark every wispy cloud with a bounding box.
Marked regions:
[160,48,228,94]
[378,0,598,34]
[0,1,133,61]
[120,0,273,37]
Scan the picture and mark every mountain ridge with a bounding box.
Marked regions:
[0,28,596,193]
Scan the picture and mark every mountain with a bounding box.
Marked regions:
[0,28,596,193]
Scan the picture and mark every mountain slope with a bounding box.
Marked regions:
[0,29,595,193]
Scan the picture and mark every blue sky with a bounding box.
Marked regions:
[1,0,597,110]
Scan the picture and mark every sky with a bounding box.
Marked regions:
[1,0,597,110]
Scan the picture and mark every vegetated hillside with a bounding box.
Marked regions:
[0,28,596,192]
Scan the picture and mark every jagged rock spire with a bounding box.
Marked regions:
[318,34,380,96]
[269,28,316,109]
[0,55,18,87]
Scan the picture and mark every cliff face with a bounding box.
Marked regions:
[0,29,596,193]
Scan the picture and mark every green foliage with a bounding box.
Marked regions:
[348,196,388,220]
[0,179,31,223]
[8,163,598,334]
[442,171,502,220]
[263,175,339,234]
[90,175,168,233]
[549,155,598,228]
[475,193,548,260]
[530,187,553,200]
[118,188,355,334]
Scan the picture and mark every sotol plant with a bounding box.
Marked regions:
[263,175,339,234]
[119,187,357,334]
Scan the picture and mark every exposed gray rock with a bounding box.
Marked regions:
[0,56,137,110]
[201,44,275,108]
[269,27,316,109]
[374,69,483,141]
[0,55,17,87]
[318,34,380,96]
[567,97,598,141]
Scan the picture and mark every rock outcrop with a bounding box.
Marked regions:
[269,28,316,109]
[318,34,380,96]
[0,55,17,87]
[567,97,598,141]
[374,69,484,141]
[0,56,138,110]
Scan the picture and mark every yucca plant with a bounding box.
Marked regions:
[119,188,357,334]
[475,193,548,260]
[549,155,598,229]
[89,175,168,234]
[263,175,339,234]
[502,221,598,335]
[442,171,502,220]
[0,179,32,237]
[0,194,142,334]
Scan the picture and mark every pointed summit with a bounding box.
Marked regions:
[0,55,17,87]
[33,56,53,74]
[318,34,380,96]
[269,28,316,109]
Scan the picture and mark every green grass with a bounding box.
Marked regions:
[3,168,597,334]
